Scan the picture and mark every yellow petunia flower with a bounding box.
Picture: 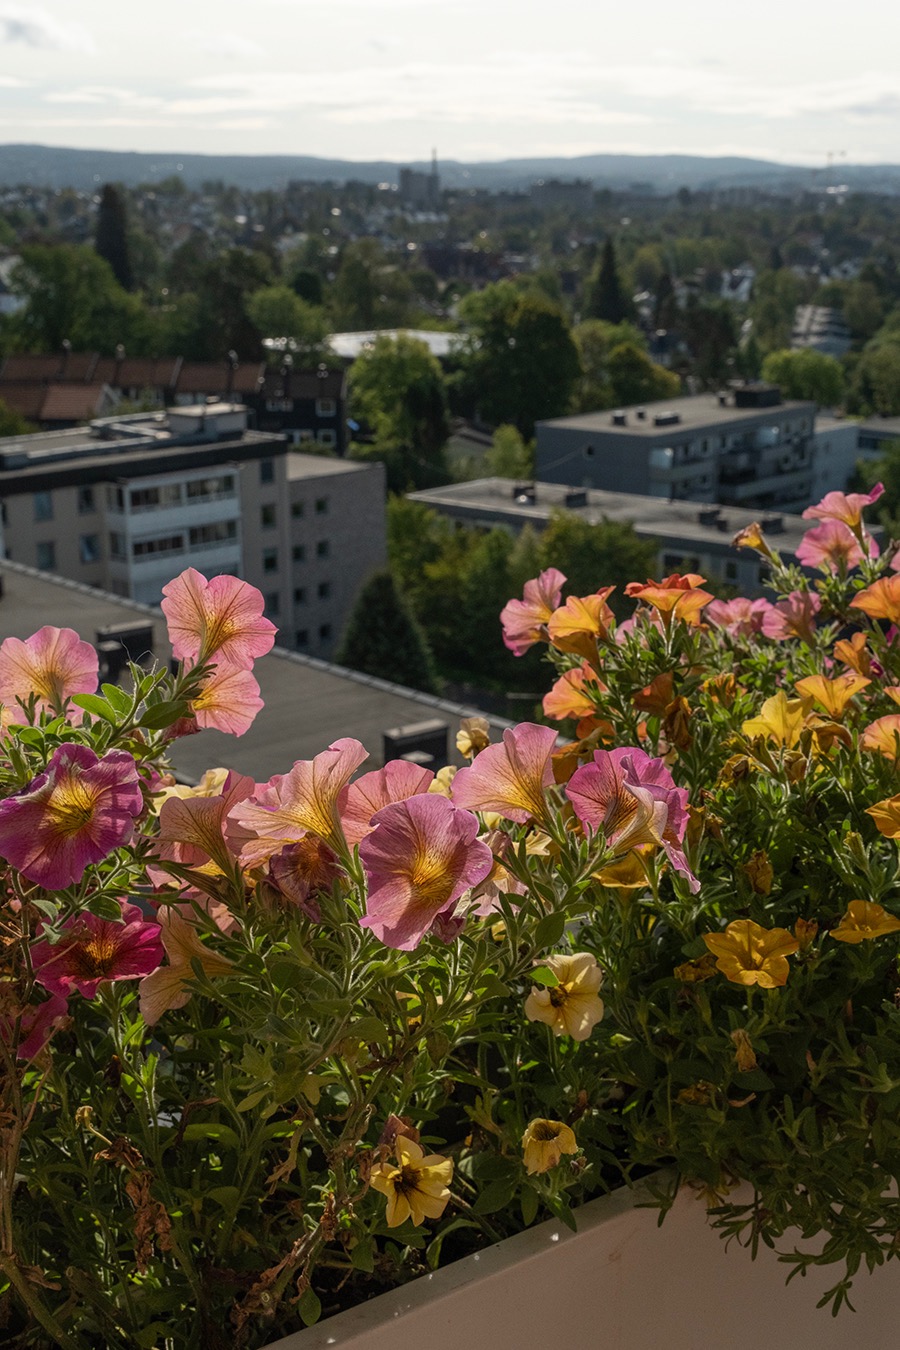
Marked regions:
[703,919,799,988]
[794,672,870,719]
[829,901,900,944]
[521,1118,578,1175]
[524,952,604,1041]
[742,691,812,748]
[866,795,900,839]
[369,1136,453,1227]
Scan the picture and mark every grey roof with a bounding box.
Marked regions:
[538,392,815,438]
[0,562,509,784]
[286,453,375,482]
[410,478,812,554]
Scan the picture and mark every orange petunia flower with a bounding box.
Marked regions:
[850,575,900,626]
[624,574,713,626]
[867,795,900,838]
[830,900,900,944]
[632,671,674,717]
[794,672,870,719]
[742,691,811,748]
[833,632,872,678]
[703,919,799,988]
[543,662,606,724]
[861,716,900,761]
[547,589,615,661]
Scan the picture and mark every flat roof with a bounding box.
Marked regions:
[286,453,376,481]
[326,329,461,361]
[410,478,811,553]
[538,393,816,438]
[0,562,508,783]
[859,417,900,438]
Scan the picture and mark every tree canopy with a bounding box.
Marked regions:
[760,348,845,406]
[348,335,450,492]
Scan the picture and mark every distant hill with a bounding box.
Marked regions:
[2,143,900,195]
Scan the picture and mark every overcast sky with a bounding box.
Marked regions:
[0,0,896,167]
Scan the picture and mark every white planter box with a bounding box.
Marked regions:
[266,1176,899,1349]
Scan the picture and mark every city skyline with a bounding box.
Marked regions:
[0,0,896,168]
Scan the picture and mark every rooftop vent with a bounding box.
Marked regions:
[513,481,536,504]
[383,719,449,769]
[611,410,628,426]
[761,513,784,534]
[733,382,782,409]
[635,407,647,420]
[653,411,681,427]
[565,488,588,508]
[717,391,729,407]
[697,507,721,527]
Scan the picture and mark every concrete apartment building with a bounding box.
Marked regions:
[0,405,385,660]
[535,385,860,516]
[409,477,811,594]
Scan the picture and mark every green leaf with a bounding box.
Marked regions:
[477,974,510,999]
[530,965,560,988]
[206,1186,242,1210]
[101,683,133,713]
[298,1287,322,1326]
[85,892,128,922]
[426,1029,450,1065]
[349,1237,375,1273]
[520,1186,539,1226]
[181,1122,241,1150]
[533,911,567,951]
[732,1069,775,1092]
[71,693,118,724]
[138,699,189,730]
[349,1017,390,1043]
[471,1179,516,1215]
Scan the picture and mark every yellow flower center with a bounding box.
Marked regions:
[47,778,97,836]
[409,851,455,910]
[70,932,120,978]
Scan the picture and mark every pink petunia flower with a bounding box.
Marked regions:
[0,626,98,717]
[31,900,163,1000]
[341,761,435,848]
[229,738,368,866]
[451,722,557,825]
[151,770,255,881]
[567,747,699,893]
[189,662,264,737]
[359,794,494,950]
[500,568,566,656]
[760,590,821,643]
[705,597,773,638]
[0,744,143,889]
[795,519,878,574]
[267,837,344,920]
[161,568,277,669]
[1,989,69,1060]
[802,482,883,532]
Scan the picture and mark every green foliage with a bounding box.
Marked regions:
[335,568,439,693]
[330,239,415,330]
[245,285,328,359]
[456,281,580,435]
[94,184,133,291]
[854,337,900,416]
[8,244,148,354]
[572,319,650,411]
[349,335,450,491]
[761,348,845,406]
[0,397,35,437]
[484,424,534,479]
[605,342,682,407]
[585,238,630,324]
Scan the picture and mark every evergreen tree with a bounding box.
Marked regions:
[336,569,439,693]
[94,184,133,291]
[586,239,629,324]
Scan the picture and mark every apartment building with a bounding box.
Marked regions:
[0,404,385,659]
[409,477,813,595]
[535,385,859,516]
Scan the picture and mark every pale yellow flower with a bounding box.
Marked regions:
[152,767,230,813]
[138,910,234,1025]
[428,765,457,798]
[703,919,799,988]
[521,1118,578,1175]
[830,901,900,944]
[742,691,811,748]
[456,717,490,760]
[369,1136,453,1227]
[524,952,604,1041]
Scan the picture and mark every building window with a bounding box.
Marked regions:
[319,623,332,641]
[263,548,279,573]
[294,586,306,603]
[318,580,331,599]
[291,501,304,518]
[133,534,185,558]
[79,534,101,564]
[261,503,276,529]
[725,560,738,581]
[265,591,280,615]
[292,544,305,562]
[33,491,53,522]
[109,532,126,559]
[316,540,329,558]
[78,486,95,514]
[295,629,309,647]
[107,485,125,511]
[130,484,182,512]
[317,430,337,448]
[316,398,336,417]
[259,459,275,484]
[315,496,329,515]
[297,429,315,443]
[36,541,55,570]
[187,474,235,500]
[189,520,237,548]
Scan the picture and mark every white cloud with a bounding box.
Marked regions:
[0,4,95,53]
[185,31,265,60]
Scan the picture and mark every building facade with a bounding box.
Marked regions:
[535,386,859,516]
[0,405,385,659]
